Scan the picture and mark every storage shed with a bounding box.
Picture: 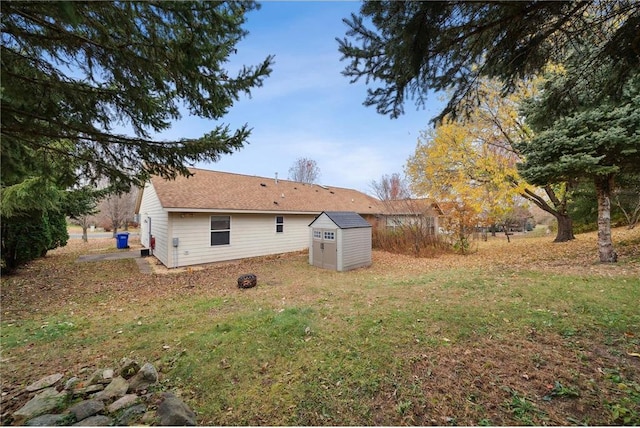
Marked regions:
[309,211,372,272]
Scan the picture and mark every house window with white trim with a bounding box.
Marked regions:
[275,216,284,233]
[323,231,335,240]
[210,215,230,246]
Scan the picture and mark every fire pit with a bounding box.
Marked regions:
[237,274,257,289]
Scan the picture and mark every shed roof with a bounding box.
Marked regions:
[311,211,372,229]
[145,168,381,214]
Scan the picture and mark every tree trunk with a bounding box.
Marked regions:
[82,225,88,243]
[595,175,618,263]
[553,213,575,242]
[521,185,575,242]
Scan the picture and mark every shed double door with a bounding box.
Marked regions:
[312,229,337,270]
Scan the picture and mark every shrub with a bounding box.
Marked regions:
[1,209,69,273]
[372,225,451,257]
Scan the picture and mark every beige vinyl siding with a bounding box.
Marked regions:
[339,228,372,271]
[138,182,169,267]
[167,213,315,267]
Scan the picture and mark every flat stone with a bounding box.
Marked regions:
[93,376,128,401]
[82,384,104,394]
[26,374,63,392]
[14,388,66,420]
[25,413,68,426]
[68,399,104,421]
[115,404,146,425]
[72,415,113,426]
[107,394,138,413]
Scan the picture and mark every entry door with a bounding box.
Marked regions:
[312,229,337,270]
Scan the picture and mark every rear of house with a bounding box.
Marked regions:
[136,168,382,268]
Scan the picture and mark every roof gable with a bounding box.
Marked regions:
[320,211,372,229]
[148,168,382,214]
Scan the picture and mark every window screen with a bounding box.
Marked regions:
[210,215,230,246]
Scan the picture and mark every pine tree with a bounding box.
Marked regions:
[338,1,639,123]
[1,1,273,187]
[1,1,273,271]
[518,58,640,262]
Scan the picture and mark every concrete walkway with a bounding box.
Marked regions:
[77,250,153,274]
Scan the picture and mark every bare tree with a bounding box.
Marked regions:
[370,173,410,200]
[288,157,320,184]
[72,213,97,242]
[97,188,138,237]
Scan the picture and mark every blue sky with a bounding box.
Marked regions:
[160,1,444,195]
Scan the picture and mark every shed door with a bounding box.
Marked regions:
[312,229,337,270]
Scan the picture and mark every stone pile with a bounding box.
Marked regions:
[4,359,196,426]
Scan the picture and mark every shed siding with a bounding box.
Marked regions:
[138,182,169,267]
[167,213,314,267]
[340,228,372,271]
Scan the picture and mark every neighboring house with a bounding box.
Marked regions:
[379,198,444,235]
[135,168,382,268]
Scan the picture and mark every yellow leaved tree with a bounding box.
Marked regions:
[406,77,576,248]
[406,121,522,252]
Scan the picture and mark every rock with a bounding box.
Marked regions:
[140,410,158,425]
[10,362,189,427]
[68,399,104,421]
[128,363,158,392]
[102,369,114,381]
[107,394,138,413]
[72,415,113,426]
[93,376,129,401]
[82,384,105,394]
[13,388,66,420]
[115,404,146,425]
[119,359,140,379]
[65,377,80,391]
[25,413,69,426]
[26,373,63,392]
[157,392,196,426]
[87,369,106,386]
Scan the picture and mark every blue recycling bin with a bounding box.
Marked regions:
[116,232,130,249]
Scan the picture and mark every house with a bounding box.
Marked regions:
[135,168,382,268]
[378,198,444,234]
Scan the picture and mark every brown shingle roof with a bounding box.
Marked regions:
[380,198,444,216]
[148,168,382,214]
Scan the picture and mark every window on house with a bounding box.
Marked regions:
[276,216,284,233]
[313,230,322,239]
[210,215,230,246]
[323,231,335,240]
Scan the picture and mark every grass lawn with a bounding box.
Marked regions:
[1,227,639,425]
